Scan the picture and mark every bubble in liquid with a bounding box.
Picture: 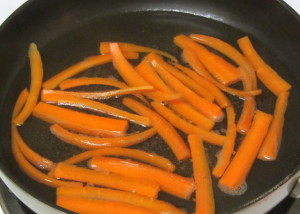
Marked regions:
[218,181,248,196]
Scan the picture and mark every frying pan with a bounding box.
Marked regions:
[0,0,299,213]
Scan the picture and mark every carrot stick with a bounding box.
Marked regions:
[14,43,43,125]
[57,186,185,214]
[168,99,215,130]
[50,124,156,150]
[54,163,160,198]
[122,97,190,160]
[63,147,175,172]
[151,58,224,122]
[258,91,289,161]
[219,110,272,191]
[100,41,177,62]
[213,106,237,178]
[32,102,128,137]
[56,195,159,214]
[236,97,256,134]
[188,135,215,214]
[238,36,291,95]
[90,157,195,200]
[151,102,225,146]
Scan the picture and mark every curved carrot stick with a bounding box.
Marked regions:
[50,124,156,149]
[90,157,195,200]
[63,147,175,172]
[14,43,43,125]
[151,102,225,146]
[188,135,215,214]
[57,186,185,214]
[219,110,272,190]
[122,97,190,160]
[54,163,160,198]
[258,91,289,160]
[32,102,128,137]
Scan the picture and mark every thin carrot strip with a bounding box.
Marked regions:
[188,135,215,214]
[151,102,225,146]
[100,41,177,62]
[57,186,185,214]
[57,195,159,214]
[50,124,156,149]
[236,97,256,134]
[238,36,291,95]
[90,157,195,200]
[42,93,151,127]
[54,163,160,198]
[219,110,272,191]
[123,97,190,160]
[213,106,237,178]
[14,43,43,125]
[63,147,175,172]
[258,91,289,160]
[32,102,128,137]
[151,58,224,122]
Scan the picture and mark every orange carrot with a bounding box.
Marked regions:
[213,106,237,178]
[151,58,224,122]
[122,97,190,160]
[238,36,291,95]
[188,135,215,214]
[151,102,225,146]
[54,163,160,198]
[90,157,195,200]
[100,41,177,62]
[50,124,156,150]
[168,99,215,130]
[32,102,128,137]
[236,97,256,134]
[63,147,175,172]
[258,91,289,161]
[219,110,272,190]
[57,186,185,214]
[14,43,43,125]
[42,53,138,90]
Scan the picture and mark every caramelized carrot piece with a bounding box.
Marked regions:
[219,110,272,191]
[54,163,160,198]
[168,99,215,130]
[123,97,190,160]
[188,135,215,214]
[238,36,291,95]
[258,91,289,160]
[100,41,177,62]
[50,124,156,150]
[56,195,158,214]
[14,43,43,125]
[32,102,128,137]
[151,102,225,146]
[63,147,175,172]
[90,157,195,200]
[213,106,237,178]
[57,186,185,214]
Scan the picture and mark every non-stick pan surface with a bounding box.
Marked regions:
[0,0,300,213]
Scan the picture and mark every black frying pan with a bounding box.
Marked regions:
[0,0,300,213]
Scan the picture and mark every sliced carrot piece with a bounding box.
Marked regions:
[236,97,256,134]
[32,102,128,137]
[57,186,185,214]
[213,106,237,178]
[188,135,215,214]
[100,41,177,62]
[219,110,272,191]
[14,43,43,125]
[122,97,190,160]
[54,163,160,198]
[258,91,289,161]
[63,147,175,172]
[151,102,225,146]
[90,157,195,200]
[50,124,156,150]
